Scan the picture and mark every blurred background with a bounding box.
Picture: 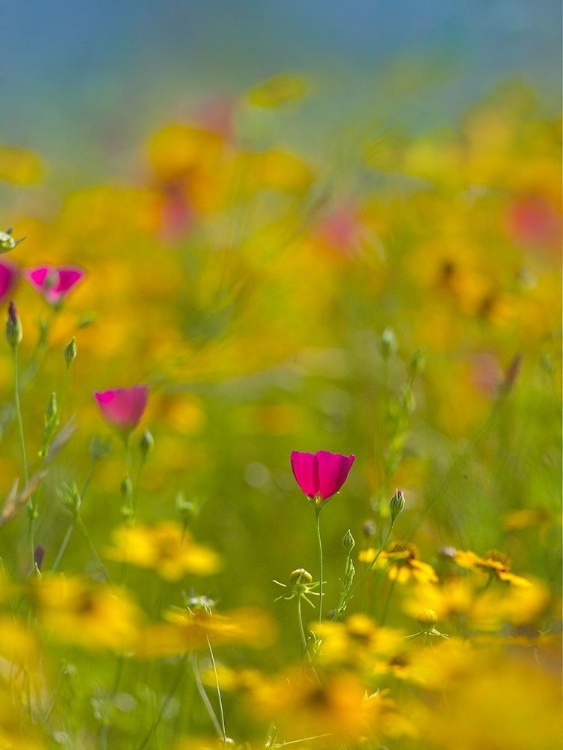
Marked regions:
[0,0,560,684]
[1,0,561,175]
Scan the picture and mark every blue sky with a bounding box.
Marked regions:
[1,0,560,171]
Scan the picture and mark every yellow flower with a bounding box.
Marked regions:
[105,522,221,581]
[135,607,275,658]
[246,668,414,742]
[455,548,531,586]
[313,614,405,670]
[359,542,438,584]
[30,574,140,652]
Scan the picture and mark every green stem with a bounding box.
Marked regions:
[297,594,308,656]
[334,520,394,620]
[51,461,96,572]
[380,577,398,625]
[207,637,227,742]
[76,516,110,580]
[315,506,324,623]
[13,347,34,567]
[191,654,224,740]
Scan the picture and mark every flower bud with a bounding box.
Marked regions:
[0,228,24,253]
[389,489,405,522]
[410,347,425,376]
[416,608,438,628]
[64,337,77,368]
[175,492,199,522]
[34,545,45,572]
[379,327,398,360]
[89,435,112,462]
[6,301,22,349]
[120,475,133,502]
[342,529,355,554]
[290,568,313,584]
[139,430,154,459]
[45,392,58,430]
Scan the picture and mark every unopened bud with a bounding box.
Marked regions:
[89,435,112,462]
[45,392,58,430]
[120,475,132,502]
[410,347,426,376]
[342,529,355,554]
[389,489,405,522]
[416,609,438,628]
[175,491,197,521]
[0,228,24,253]
[380,327,398,360]
[139,430,154,459]
[64,337,77,368]
[439,545,457,560]
[290,568,313,584]
[34,545,45,572]
[6,301,22,348]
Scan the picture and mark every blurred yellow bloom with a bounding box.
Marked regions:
[31,574,140,652]
[414,654,562,750]
[359,542,438,584]
[0,616,38,666]
[455,548,531,585]
[246,668,415,742]
[106,522,221,581]
[0,145,44,184]
[313,614,405,670]
[247,73,308,108]
[135,607,274,658]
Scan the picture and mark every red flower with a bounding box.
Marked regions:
[26,265,85,305]
[0,260,18,303]
[290,450,355,502]
[94,386,148,437]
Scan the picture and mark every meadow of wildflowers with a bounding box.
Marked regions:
[0,75,561,750]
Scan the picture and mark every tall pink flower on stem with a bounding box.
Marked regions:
[290,450,355,623]
[291,450,355,504]
[26,265,85,306]
[94,386,149,439]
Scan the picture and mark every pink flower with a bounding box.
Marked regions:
[291,450,355,502]
[94,386,148,436]
[26,265,85,305]
[0,259,18,303]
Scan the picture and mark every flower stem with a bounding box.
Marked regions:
[333,519,395,619]
[13,347,34,567]
[315,506,324,622]
[297,594,308,656]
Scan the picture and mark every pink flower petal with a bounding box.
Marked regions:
[26,265,85,304]
[316,451,355,500]
[290,451,319,498]
[94,385,148,435]
[0,260,18,302]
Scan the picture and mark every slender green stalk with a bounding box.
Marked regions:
[207,637,227,742]
[191,654,224,740]
[12,349,29,485]
[13,347,35,567]
[333,520,395,620]
[315,506,324,622]
[297,594,309,656]
[51,461,96,572]
[380,577,398,625]
[76,516,110,580]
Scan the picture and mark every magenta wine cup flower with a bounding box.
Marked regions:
[0,260,18,303]
[291,450,355,502]
[94,386,149,436]
[26,265,85,305]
